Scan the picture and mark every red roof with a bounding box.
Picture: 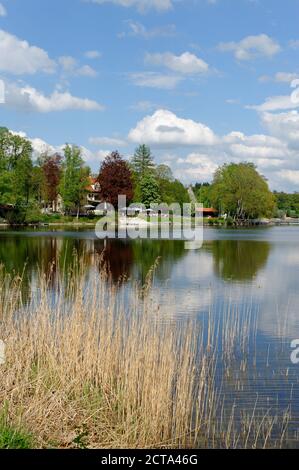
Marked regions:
[196,208,218,213]
[86,177,101,193]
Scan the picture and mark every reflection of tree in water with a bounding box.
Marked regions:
[94,239,186,285]
[0,233,187,291]
[0,235,62,302]
[131,239,186,285]
[58,238,92,277]
[211,240,271,282]
[0,234,94,302]
[95,239,133,282]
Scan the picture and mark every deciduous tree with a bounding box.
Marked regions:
[98,151,133,208]
[60,145,90,215]
[210,162,275,220]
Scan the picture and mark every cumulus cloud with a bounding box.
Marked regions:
[261,111,299,148]
[85,0,173,12]
[177,153,218,179]
[4,81,104,112]
[278,170,299,185]
[130,72,182,89]
[145,51,209,75]
[59,56,97,77]
[11,131,58,156]
[127,108,299,189]
[12,130,107,168]
[218,34,281,61]
[128,109,217,146]
[247,95,299,112]
[0,29,56,75]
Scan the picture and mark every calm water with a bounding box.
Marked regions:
[1,225,299,445]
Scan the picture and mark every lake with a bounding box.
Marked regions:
[1,225,299,446]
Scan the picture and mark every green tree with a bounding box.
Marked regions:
[155,164,174,182]
[60,145,90,215]
[274,191,299,217]
[194,183,212,207]
[131,144,155,180]
[140,172,161,208]
[210,162,275,220]
[0,128,33,205]
[159,179,190,207]
[154,164,189,207]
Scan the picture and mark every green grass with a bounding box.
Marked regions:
[0,425,33,449]
[0,405,33,449]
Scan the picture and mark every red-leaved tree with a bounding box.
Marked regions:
[98,151,133,208]
[42,153,62,209]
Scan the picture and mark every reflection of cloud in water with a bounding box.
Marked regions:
[1,227,299,342]
[155,237,299,342]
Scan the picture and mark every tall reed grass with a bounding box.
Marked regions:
[0,263,291,448]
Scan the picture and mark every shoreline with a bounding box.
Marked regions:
[1,218,299,229]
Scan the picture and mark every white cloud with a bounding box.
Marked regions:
[59,56,77,72]
[0,29,56,75]
[278,170,299,185]
[177,153,218,179]
[77,65,98,77]
[89,136,127,147]
[4,81,104,112]
[274,72,299,83]
[230,142,288,160]
[85,50,101,59]
[119,20,176,39]
[0,3,6,16]
[11,131,58,156]
[247,95,299,112]
[218,34,281,61]
[86,0,173,12]
[130,72,182,89]
[261,111,299,148]
[128,109,217,146]
[59,56,97,77]
[258,72,299,84]
[145,51,209,74]
[12,130,107,169]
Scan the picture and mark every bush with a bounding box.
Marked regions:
[24,203,42,224]
[5,201,27,225]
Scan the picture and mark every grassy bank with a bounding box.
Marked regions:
[0,265,291,448]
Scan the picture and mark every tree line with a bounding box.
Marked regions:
[1,126,296,224]
[0,128,189,223]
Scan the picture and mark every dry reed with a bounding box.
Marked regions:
[0,264,291,449]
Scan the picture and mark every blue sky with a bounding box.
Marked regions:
[0,0,299,190]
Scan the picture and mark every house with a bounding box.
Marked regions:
[85,177,101,209]
[196,207,218,218]
[43,177,102,214]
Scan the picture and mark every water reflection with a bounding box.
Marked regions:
[2,226,299,446]
[211,240,270,282]
[1,227,299,343]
